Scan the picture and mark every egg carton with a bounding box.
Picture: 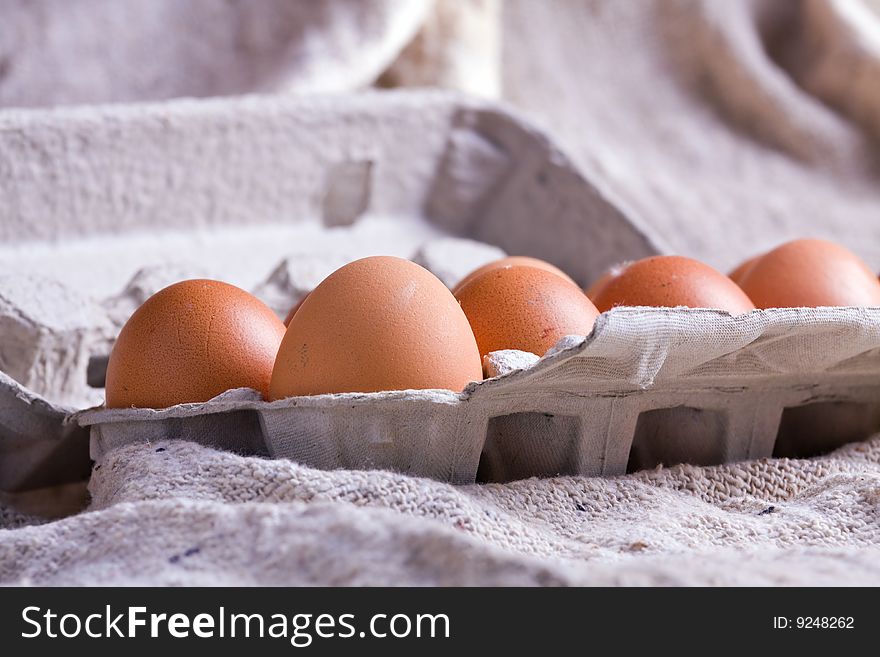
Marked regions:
[0,90,656,409]
[0,90,660,491]
[4,91,880,490]
[72,306,880,484]
[0,373,90,491]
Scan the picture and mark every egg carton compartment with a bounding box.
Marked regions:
[79,388,483,485]
[472,306,880,481]
[74,306,880,485]
[0,372,90,492]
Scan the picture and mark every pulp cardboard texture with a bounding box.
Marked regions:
[0,373,89,492]
[3,91,880,490]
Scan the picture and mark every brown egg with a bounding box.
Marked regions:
[455,265,600,358]
[283,295,308,327]
[106,279,286,408]
[585,262,629,301]
[270,256,482,398]
[728,255,761,286]
[591,255,755,313]
[737,239,880,308]
[452,256,577,295]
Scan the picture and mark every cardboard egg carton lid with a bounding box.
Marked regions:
[0,90,658,288]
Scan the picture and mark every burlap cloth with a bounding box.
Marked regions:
[2,437,879,585]
[3,0,880,585]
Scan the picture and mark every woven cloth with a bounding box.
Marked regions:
[0,0,430,107]
[2,437,880,585]
[500,0,880,271]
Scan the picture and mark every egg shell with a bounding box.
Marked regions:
[283,295,308,326]
[452,256,578,294]
[591,255,755,314]
[455,265,600,358]
[728,255,761,286]
[737,239,880,308]
[585,262,630,301]
[105,279,286,408]
[270,256,482,398]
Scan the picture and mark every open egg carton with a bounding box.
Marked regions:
[3,90,880,490]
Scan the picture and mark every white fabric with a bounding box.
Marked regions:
[500,0,880,272]
[0,0,430,107]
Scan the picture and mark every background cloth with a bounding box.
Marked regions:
[4,0,880,270]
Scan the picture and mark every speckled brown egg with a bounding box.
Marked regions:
[737,239,880,308]
[591,255,755,313]
[270,256,482,398]
[455,265,600,358]
[452,256,577,294]
[105,279,286,408]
